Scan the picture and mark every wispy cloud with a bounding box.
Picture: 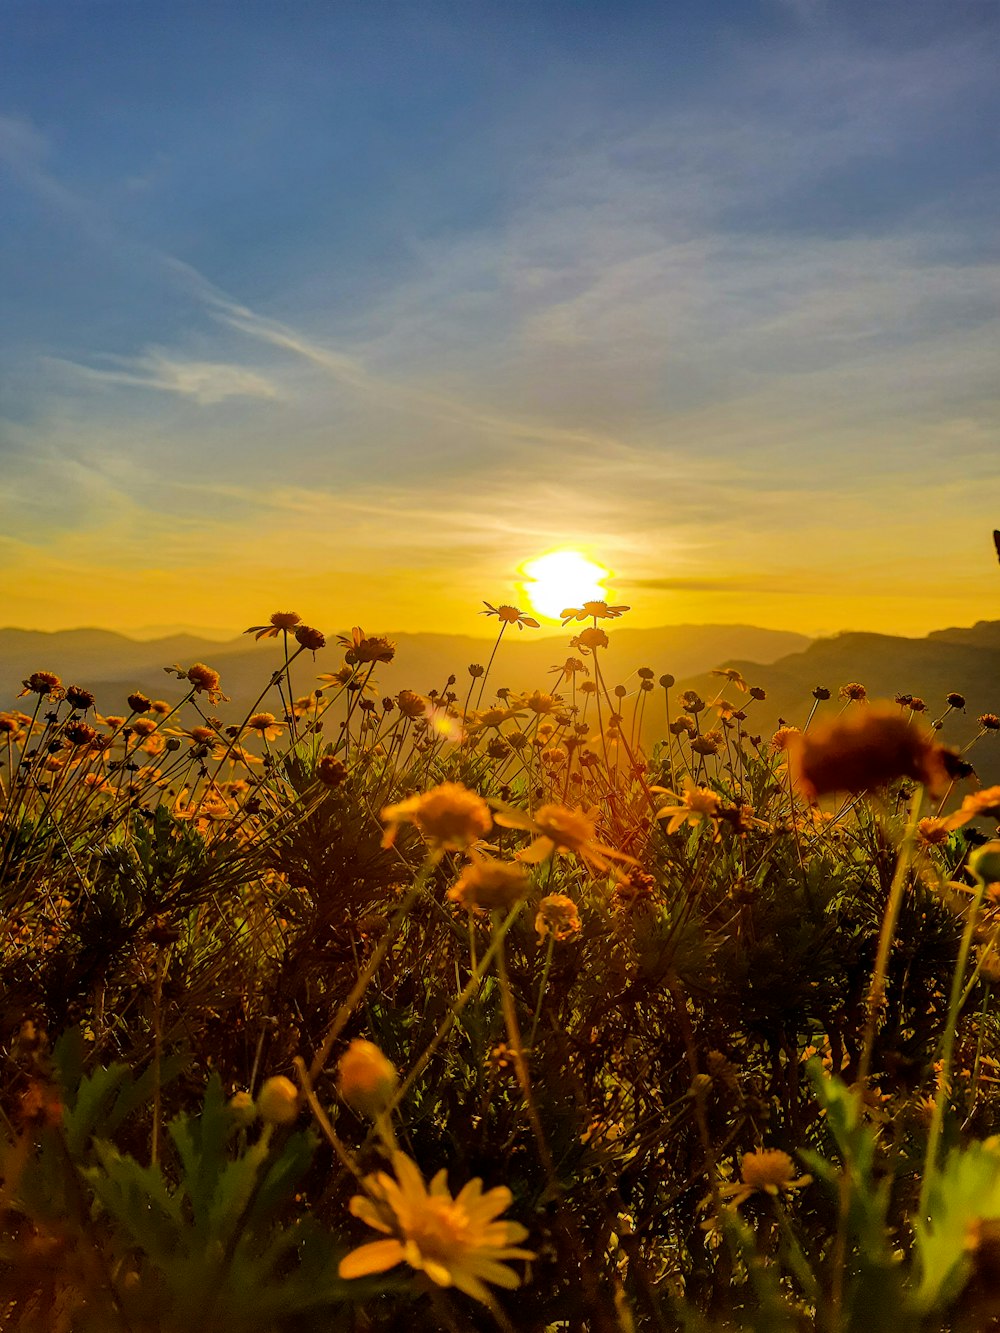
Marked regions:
[50,349,282,405]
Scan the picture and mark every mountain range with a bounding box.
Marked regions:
[2,619,997,783]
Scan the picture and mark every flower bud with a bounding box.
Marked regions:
[257,1075,299,1125]
[336,1040,398,1118]
[228,1090,257,1127]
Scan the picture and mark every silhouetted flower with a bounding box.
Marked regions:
[481,602,539,630]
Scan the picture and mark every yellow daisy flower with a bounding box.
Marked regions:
[339,1151,534,1305]
[654,779,722,838]
[494,802,637,874]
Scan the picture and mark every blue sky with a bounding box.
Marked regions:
[2,0,997,638]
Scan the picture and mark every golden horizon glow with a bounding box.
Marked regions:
[521,551,611,622]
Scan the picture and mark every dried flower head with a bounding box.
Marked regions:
[127,692,151,714]
[946,692,966,710]
[20,671,62,698]
[64,721,97,748]
[294,625,326,652]
[339,1151,533,1304]
[838,682,868,703]
[980,714,1000,732]
[317,756,348,788]
[535,893,582,942]
[65,686,96,711]
[679,691,706,714]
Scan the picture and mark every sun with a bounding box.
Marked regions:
[521,551,611,621]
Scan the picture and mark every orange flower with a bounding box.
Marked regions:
[395,689,429,720]
[338,626,396,664]
[481,602,539,630]
[448,856,530,913]
[164,663,229,704]
[838,682,868,703]
[381,782,492,852]
[945,785,1000,830]
[519,690,561,716]
[339,1151,533,1305]
[560,600,630,625]
[789,707,954,801]
[770,726,801,753]
[172,787,232,827]
[655,779,722,838]
[716,1150,812,1209]
[244,611,302,640]
[710,667,748,692]
[247,712,285,741]
[495,802,636,874]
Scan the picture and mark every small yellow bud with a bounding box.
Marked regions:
[336,1039,398,1118]
[257,1075,299,1125]
[228,1090,257,1127]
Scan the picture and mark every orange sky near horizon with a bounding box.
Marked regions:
[6,530,998,643]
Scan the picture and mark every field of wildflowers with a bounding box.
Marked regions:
[2,602,1000,1332]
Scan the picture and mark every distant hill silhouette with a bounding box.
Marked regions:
[0,623,810,713]
[665,620,1000,786]
[2,619,996,783]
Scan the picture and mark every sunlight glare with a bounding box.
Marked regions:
[522,551,610,621]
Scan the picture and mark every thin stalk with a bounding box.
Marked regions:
[858,786,924,1088]
[919,871,989,1218]
[475,623,507,709]
[527,934,556,1051]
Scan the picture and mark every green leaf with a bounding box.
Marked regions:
[63,1063,132,1157]
[913,1138,1000,1313]
[87,1139,184,1261]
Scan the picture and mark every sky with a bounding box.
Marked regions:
[1,0,998,641]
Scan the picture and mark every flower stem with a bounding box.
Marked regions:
[919,870,989,1219]
[858,785,923,1088]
